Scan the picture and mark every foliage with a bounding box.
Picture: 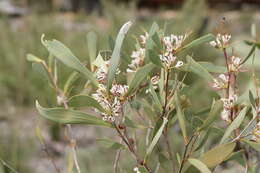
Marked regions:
[28,18,260,173]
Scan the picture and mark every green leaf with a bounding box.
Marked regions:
[198,62,226,73]
[148,49,163,67]
[158,153,172,172]
[107,21,133,89]
[124,116,146,129]
[146,117,168,156]
[180,34,215,53]
[149,83,163,111]
[36,101,112,128]
[220,106,249,144]
[63,72,80,96]
[87,31,97,64]
[199,142,236,168]
[198,100,223,131]
[242,140,260,152]
[152,32,162,50]
[96,138,125,150]
[126,63,155,96]
[249,90,256,108]
[175,92,188,144]
[68,95,106,112]
[185,56,214,82]
[188,158,212,173]
[41,35,98,87]
[241,44,256,65]
[27,54,44,63]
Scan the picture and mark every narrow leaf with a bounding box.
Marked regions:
[107,21,133,89]
[188,158,212,173]
[126,63,155,96]
[198,100,223,131]
[240,44,256,65]
[36,101,112,128]
[68,95,106,113]
[63,72,80,96]
[180,34,215,53]
[149,83,162,111]
[198,62,226,73]
[96,138,125,150]
[185,56,214,82]
[146,117,168,156]
[220,106,249,144]
[200,142,236,168]
[41,35,98,87]
[87,31,97,64]
[242,140,260,152]
[148,49,163,67]
[175,92,188,143]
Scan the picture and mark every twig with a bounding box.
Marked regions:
[113,147,122,173]
[0,158,19,173]
[178,135,195,173]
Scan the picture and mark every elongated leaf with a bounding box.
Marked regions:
[96,138,125,150]
[126,63,155,96]
[200,142,236,168]
[249,90,256,108]
[186,56,214,81]
[149,83,162,111]
[41,35,98,87]
[180,34,215,53]
[240,44,256,65]
[146,117,168,156]
[107,21,133,89]
[220,106,249,144]
[27,54,44,63]
[188,158,211,173]
[242,140,260,152]
[87,31,97,64]
[68,95,106,112]
[175,93,188,144]
[148,49,163,67]
[199,62,226,73]
[198,100,223,131]
[36,101,112,128]
[63,72,80,96]
[125,116,146,129]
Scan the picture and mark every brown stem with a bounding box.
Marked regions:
[114,124,153,173]
[178,135,195,173]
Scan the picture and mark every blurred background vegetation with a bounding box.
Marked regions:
[0,0,259,172]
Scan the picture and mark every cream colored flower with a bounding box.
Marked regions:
[210,34,231,49]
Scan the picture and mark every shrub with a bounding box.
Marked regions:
[28,21,260,173]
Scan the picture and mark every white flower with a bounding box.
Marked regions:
[162,34,187,52]
[210,34,231,49]
[110,84,128,97]
[221,109,231,122]
[229,56,241,72]
[96,63,109,83]
[127,48,145,72]
[212,74,229,90]
[133,167,141,173]
[160,52,176,68]
[139,32,149,45]
[175,61,184,68]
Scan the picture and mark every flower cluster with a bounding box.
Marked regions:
[221,95,238,122]
[162,34,187,52]
[210,34,231,49]
[127,33,148,72]
[133,167,141,173]
[127,48,145,72]
[93,57,128,122]
[252,121,260,142]
[145,75,160,93]
[159,34,186,69]
[212,74,229,90]
[159,52,183,69]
